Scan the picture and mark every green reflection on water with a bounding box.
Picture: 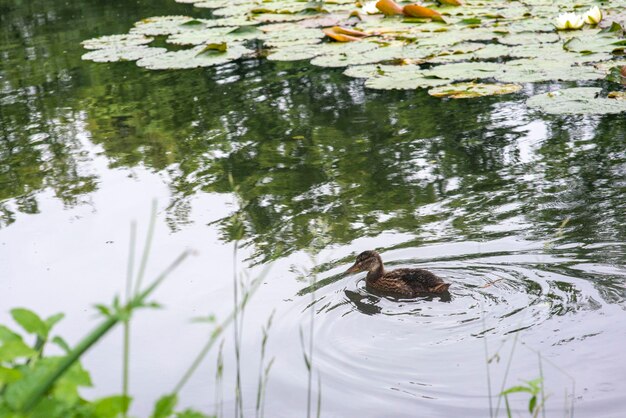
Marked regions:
[1,0,625,266]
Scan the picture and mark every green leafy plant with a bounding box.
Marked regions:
[500,378,547,418]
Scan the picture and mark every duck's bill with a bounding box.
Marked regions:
[345,263,361,274]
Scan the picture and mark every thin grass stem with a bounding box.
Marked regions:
[134,200,157,296]
[122,221,137,418]
[232,242,243,418]
[495,332,520,417]
[481,313,493,418]
[172,265,269,395]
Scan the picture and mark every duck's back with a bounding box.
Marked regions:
[369,268,449,296]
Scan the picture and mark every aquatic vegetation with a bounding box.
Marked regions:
[80,0,626,110]
[553,12,585,31]
[583,6,603,26]
[527,87,626,115]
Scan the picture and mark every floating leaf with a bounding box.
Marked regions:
[82,46,167,63]
[564,33,626,55]
[362,65,451,90]
[131,16,202,36]
[426,61,502,81]
[403,4,445,22]
[137,43,251,69]
[494,59,604,83]
[81,0,626,102]
[527,87,626,114]
[428,82,522,99]
[608,91,626,99]
[198,42,228,53]
[323,26,368,42]
[165,27,239,46]
[82,34,153,50]
[498,32,559,46]
[375,0,404,16]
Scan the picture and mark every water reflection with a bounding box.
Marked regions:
[2,2,626,266]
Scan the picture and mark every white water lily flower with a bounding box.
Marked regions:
[361,1,381,15]
[553,12,585,30]
[583,6,603,25]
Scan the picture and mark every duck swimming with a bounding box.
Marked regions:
[345,250,450,297]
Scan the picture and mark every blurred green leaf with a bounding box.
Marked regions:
[176,410,213,418]
[92,395,132,418]
[0,366,22,384]
[529,395,537,413]
[0,325,23,343]
[45,314,65,332]
[0,340,37,362]
[51,336,71,353]
[152,394,178,418]
[3,358,59,410]
[10,309,48,339]
[500,385,533,395]
[94,304,112,318]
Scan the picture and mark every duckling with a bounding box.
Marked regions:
[345,250,450,297]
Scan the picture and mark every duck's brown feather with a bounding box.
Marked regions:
[367,268,449,297]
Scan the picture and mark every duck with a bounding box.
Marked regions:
[344,250,450,297]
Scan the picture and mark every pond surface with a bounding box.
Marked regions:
[1,0,625,417]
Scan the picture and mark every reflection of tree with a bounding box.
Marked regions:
[0,0,192,226]
[2,0,625,269]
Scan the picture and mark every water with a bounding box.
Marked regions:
[1,0,626,416]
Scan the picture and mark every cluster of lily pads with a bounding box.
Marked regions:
[82,0,626,113]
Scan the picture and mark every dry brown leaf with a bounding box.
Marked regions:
[403,4,445,21]
[323,26,368,42]
[375,0,404,16]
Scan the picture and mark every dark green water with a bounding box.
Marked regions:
[1,0,626,417]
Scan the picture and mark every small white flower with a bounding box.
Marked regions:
[554,12,585,30]
[361,1,381,15]
[583,6,603,25]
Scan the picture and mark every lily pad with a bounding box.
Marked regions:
[136,43,251,70]
[80,0,626,101]
[564,33,626,54]
[428,82,522,99]
[82,34,153,50]
[82,45,167,63]
[495,59,604,83]
[526,87,626,114]
[131,16,203,36]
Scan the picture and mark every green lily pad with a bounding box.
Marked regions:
[81,0,626,102]
[82,45,167,63]
[495,59,604,83]
[426,61,502,81]
[82,34,153,50]
[167,26,262,45]
[136,43,251,70]
[428,82,522,99]
[362,66,451,90]
[526,87,626,114]
[131,16,204,36]
[498,32,559,45]
[564,33,626,54]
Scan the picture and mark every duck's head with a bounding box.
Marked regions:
[345,250,382,274]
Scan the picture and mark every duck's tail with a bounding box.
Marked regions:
[432,283,451,293]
